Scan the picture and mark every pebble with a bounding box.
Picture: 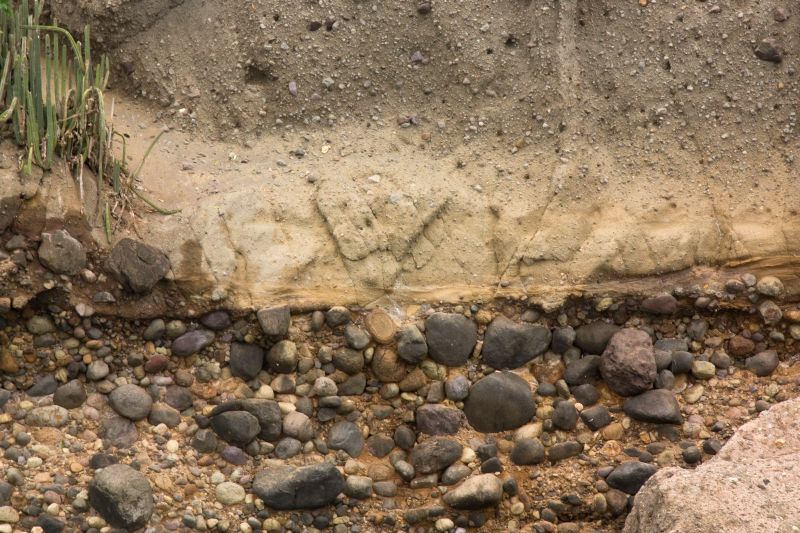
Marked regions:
[215,482,246,504]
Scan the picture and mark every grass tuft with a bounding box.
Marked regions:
[0,0,176,241]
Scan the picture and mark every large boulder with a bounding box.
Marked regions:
[106,238,170,293]
[481,316,551,369]
[38,229,87,275]
[88,464,154,530]
[624,397,800,532]
[463,372,535,432]
[599,328,657,396]
[252,463,344,509]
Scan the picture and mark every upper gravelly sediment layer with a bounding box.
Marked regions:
[37,0,800,307]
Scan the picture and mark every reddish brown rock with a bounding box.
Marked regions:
[599,329,656,397]
[727,335,755,357]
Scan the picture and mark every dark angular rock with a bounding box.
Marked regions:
[552,400,579,430]
[37,515,65,533]
[654,369,675,390]
[580,405,613,431]
[463,372,535,433]
[444,375,470,401]
[148,403,181,428]
[257,305,291,336]
[53,379,86,409]
[571,383,600,406]
[599,329,656,397]
[410,437,463,474]
[210,411,261,446]
[38,230,86,275]
[415,404,466,436]
[252,463,344,509]
[27,375,58,397]
[551,326,576,354]
[171,330,215,357]
[394,424,417,450]
[654,338,689,353]
[0,480,13,505]
[164,386,193,411]
[337,373,366,395]
[396,324,428,364]
[670,351,694,374]
[623,390,682,425]
[101,416,138,448]
[510,438,545,465]
[327,420,364,457]
[564,355,601,386]
[575,322,620,354]
[333,348,364,375]
[221,445,249,465]
[548,441,583,462]
[367,434,395,457]
[755,38,783,63]
[89,464,154,529]
[88,454,117,471]
[481,316,551,369]
[241,399,282,442]
[191,428,218,453]
[745,350,779,377]
[229,343,264,380]
[106,238,170,293]
[425,312,477,366]
[606,462,657,495]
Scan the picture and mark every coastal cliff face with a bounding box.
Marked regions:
[42,0,799,308]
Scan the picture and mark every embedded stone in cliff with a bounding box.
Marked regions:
[754,38,783,62]
[425,312,477,366]
[38,229,86,275]
[640,293,678,315]
[599,329,657,397]
[481,315,551,369]
[106,238,170,293]
[463,372,535,432]
[257,305,291,336]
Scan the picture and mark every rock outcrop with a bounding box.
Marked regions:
[624,397,800,533]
